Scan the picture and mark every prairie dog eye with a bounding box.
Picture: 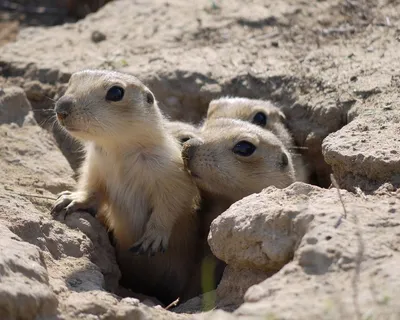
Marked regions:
[252,112,267,127]
[280,152,289,169]
[232,141,256,157]
[146,92,154,104]
[106,86,124,102]
[180,137,191,144]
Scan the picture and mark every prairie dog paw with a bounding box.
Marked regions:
[51,191,97,219]
[129,224,170,256]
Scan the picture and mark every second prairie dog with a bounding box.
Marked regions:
[183,117,296,210]
[181,118,296,295]
[205,96,307,182]
[50,69,200,304]
[165,120,200,145]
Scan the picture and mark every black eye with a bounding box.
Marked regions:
[146,92,154,104]
[232,141,256,157]
[106,86,124,102]
[252,112,267,127]
[180,137,191,144]
[281,152,289,168]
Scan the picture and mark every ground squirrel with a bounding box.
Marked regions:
[205,96,308,182]
[50,69,200,304]
[181,118,296,296]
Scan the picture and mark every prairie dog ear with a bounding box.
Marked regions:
[207,99,223,119]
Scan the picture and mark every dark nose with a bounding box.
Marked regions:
[55,95,75,120]
[181,138,203,168]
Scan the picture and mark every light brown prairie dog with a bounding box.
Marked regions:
[164,120,200,145]
[185,118,296,201]
[50,70,200,304]
[205,96,307,182]
[181,118,296,296]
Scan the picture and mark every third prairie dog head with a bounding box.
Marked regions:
[164,120,200,146]
[182,118,296,203]
[205,97,293,149]
[54,69,162,147]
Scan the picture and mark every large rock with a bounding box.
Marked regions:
[323,108,400,192]
[208,183,314,272]
[0,225,58,320]
[193,182,400,319]
[0,86,31,125]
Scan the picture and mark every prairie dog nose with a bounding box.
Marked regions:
[182,137,203,167]
[55,95,75,120]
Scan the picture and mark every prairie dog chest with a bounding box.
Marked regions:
[95,146,171,207]
[96,148,151,212]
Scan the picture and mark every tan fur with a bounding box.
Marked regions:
[186,118,296,201]
[205,96,308,182]
[181,118,297,296]
[51,69,200,304]
[164,120,200,146]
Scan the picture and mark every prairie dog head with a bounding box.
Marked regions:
[165,121,200,146]
[54,70,159,146]
[206,97,286,129]
[182,118,295,202]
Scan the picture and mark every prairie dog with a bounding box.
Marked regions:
[205,96,307,182]
[50,70,200,304]
[181,118,296,295]
[165,120,200,145]
[185,118,296,201]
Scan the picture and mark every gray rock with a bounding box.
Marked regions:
[0,225,58,320]
[323,110,400,192]
[0,87,31,126]
[197,183,400,319]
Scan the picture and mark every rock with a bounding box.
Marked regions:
[0,87,31,126]
[91,30,106,43]
[323,108,400,192]
[0,225,58,320]
[197,182,400,319]
[208,183,316,272]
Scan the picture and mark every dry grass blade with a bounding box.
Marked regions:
[330,173,347,228]
[164,297,180,310]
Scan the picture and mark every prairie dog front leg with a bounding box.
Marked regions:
[130,170,197,255]
[51,146,104,218]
